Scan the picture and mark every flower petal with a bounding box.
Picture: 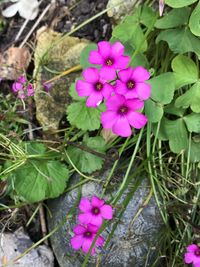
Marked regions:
[105,94,125,111]
[114,55,130,69]
[100,66,116,80]
[193,260,200,267]
[78,212,92,225]
[76,80,93,97]
[73,224,86,235]
[96,235,105,247]
[70,235,84,250]
[187,244,199,253]
[112,117,132,137]
[82,239,95,254]
[111,41,124,57]
[89,51,103,65]
[87,224,99,233]
[100,204,113,220]
[115,80,128,95]
[184,252,194,264]
[2,3,19,17]
[90,214,103,226]
[82,68,99,83]
[124,90,139,99]
[126,99,144,111]
[101,111,117,129]
[135,82,151,100]
[127,112,147,129]
[79,197,91,212]
[98,41,111,58]
[118,67,133,83]
[132,66,150,82]
[86,92,103,107]
[12,82,23,92]
[102,83,113,99]
[91,196,104,208]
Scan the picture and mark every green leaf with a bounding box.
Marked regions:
[13,160,69,203]
[131,5,157,27]
[175,82,200,113]
[189,2,200,36]
[188,141,200,162]
[67,101,102,131]
[80,44,97,69]
[112,16,147,52]
[67,136,106,174]
[156,28,200,58]
[25,142,47,155]
[69,82,85,101]
[171,55,198,88]
[184,113,200,133]
[165,0,198,8]
[164,102,185,116]
[145,99,163,122]
[155,7,190,29]
[148,73,175,104]
[160,118,188,153]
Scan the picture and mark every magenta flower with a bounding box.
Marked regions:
[70,224,104,255]
[42,81,53,92]
[76,67,113,107]
[89,41,130,80]
[101,94,147,137]
[78,196,113,227]
[12,75,34,99]
[115,66,151,101]
[184,244,200,267]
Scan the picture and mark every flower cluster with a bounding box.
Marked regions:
[184,244,200,267]
[76,41,151,137]
[70,196,113,255]
[12,75,34,99]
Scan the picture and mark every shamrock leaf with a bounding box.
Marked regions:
[155,7,190,29]
[188,141,200,162]
[183,113,200,133]
[165,0,198,8]
[175,82,200,113]
[67,135,106,174]
[145,99,163,123]
[171,55,198,88]
[156,28,200,59]
[189,2,200,36]
[148,73,175,104]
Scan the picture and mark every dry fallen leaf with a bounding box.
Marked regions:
[0,47,31,80]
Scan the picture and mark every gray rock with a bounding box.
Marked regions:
[107,0,143,22]
[0,227,54,267]
[48,173,163,267]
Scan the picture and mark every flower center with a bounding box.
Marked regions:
[92,207,100,215]
[105,58,113,66]
[127,80,135,90]
[95,82,103,91]
[84,231,92,238]
[195,249,200,256]
[118,105,129,115]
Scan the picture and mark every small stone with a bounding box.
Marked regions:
[0,228,54,267]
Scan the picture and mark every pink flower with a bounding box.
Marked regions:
[115,66,151,101]
[89,41,130,80]
[76,67,113,107]
[70,224,104,255]
[101,94,147,137]
[42,81,53,92]
[78,196,113,227]
[184,244,200,267]
[12,75,34,99]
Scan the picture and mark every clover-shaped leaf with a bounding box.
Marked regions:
[148,73,175,104]
[171,55,198,88]
[165,0,198,8]
[189,2,200,37]
[184,113,200,133]
[175,82,200,113]
[145,99,163,123]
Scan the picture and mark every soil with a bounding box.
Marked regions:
[0,0,112,51]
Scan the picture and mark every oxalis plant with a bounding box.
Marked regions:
[0,0,200,266]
